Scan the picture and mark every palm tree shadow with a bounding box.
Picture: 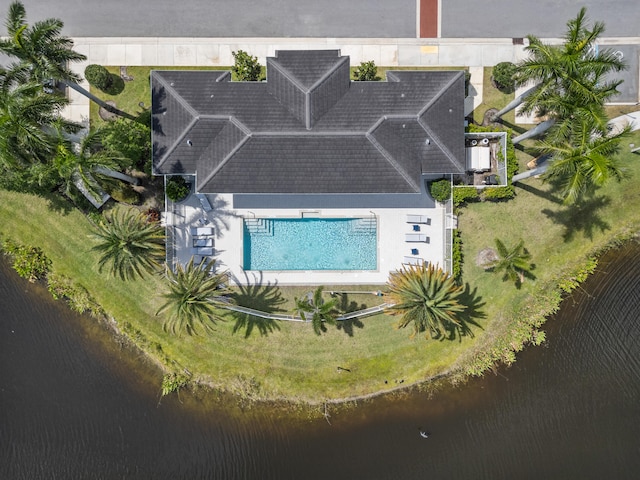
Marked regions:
[515,181,564,204]
[495,119,527,134]
[336,318,364,336]
[541,195,611,242]
[444,284,486,342]
[331,292,369,336]
[228,271,285,338]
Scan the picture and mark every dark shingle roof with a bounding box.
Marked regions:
[152,50,465,194]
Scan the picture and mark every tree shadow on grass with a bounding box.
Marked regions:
[331,292,376,337]
[336,317,365,337]
[443,283,486,342]
[228,271,285,338]
[495,119,527,134]
[515,181,564,204]
[541,195,611,242]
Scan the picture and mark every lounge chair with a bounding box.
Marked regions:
[405,233,430,243]
[190,226,214,236]
[406,215,431,225]
[194,246,214,256]
[193,237,213,247]
[403,256,426,266]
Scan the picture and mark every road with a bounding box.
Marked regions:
[16,0,640,38]
[19,0,416,38]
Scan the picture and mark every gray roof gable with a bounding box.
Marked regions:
[152,51,465,194]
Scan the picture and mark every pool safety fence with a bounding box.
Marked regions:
[221,302,391,322]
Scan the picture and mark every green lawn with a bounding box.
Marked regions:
[4,65,637,405]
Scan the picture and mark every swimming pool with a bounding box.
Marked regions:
[243,218,377,271]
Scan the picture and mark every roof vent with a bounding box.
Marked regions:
[186,139,193,147]
[425,139,430,145]
[170,82,175,87]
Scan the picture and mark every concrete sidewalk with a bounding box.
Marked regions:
[64,36,640,126]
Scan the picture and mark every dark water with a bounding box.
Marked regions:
[1,244,640,479]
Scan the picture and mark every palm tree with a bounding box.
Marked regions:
[0,1,135,120]
[294,286,339,335]
[495,8,624,126]
[157,257,233,336]
[386,263,466,340]
[91,208,165,281]
[0,76,71,168]
[538,119,630,205]
[487,239,534,288]
[49,122,136,203]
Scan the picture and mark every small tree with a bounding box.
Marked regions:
[166,176,190,202]
[101,118,151,170]
[84,64,112,91]
[353,60,380,81]
[232,50,262,81]
[487,238,534,288]
[429,179,452,202]
[294,286,339,335]
[491,62,516,93]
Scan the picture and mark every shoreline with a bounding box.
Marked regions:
[2,163,640,411]
[4,230,637,416]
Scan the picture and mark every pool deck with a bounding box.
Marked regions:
[167,192,450,286]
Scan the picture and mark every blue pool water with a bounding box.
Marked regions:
[243,218,377,271]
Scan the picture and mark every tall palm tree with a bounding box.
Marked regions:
[0,77,71,168]
[538,119,630,205]
[157,258,233,336]
[294,286,338,335]
[91,208,165,281]
[0,1,135,120]
[488,239,534,288]
[496,8,624,126]
[386,263,466,340]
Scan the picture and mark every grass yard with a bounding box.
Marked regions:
[3,63,637,405]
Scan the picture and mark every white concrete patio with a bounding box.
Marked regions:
[167,192,449,286]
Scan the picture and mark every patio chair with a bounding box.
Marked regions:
[403,256,425,266]
[405,233,430,243]
[406,215,431,225]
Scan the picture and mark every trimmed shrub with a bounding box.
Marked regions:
[429,179,452,202]
[453,186,480,206]
[482,185,515,201]
[452,230,463,284]
[166,176,190,202]
[353,61,381,81]
[492,62,516,93]
[232,50,262,81]
[84,64,112,91]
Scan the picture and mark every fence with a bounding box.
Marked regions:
[222,302,391,323]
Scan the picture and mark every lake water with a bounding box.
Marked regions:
[1,243,639,479]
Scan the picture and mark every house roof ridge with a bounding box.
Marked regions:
[152,72,200,118]
[197,119,251,191]
[366,126,420,193]
[251,130,366,137]
[308,55,350,92]
[417,70,464,118]
[418,119,464,174]
[154,116,199,171]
